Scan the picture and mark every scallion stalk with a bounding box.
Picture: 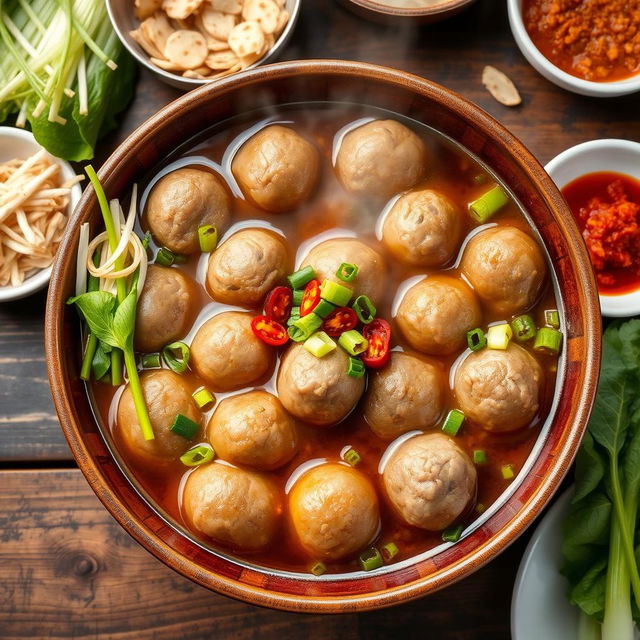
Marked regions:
[468,185,509,223]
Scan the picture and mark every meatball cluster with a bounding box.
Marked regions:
[114,115,555,570]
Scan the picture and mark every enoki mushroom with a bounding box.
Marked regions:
[0,149,82,287]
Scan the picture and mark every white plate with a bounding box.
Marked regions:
[511,489,580,640]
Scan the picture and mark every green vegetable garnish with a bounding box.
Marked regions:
[561,321,640,639]
[68,166,153,441]
[0,0,136,161]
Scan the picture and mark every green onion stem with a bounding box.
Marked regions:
[110,349,122,385]
[468,185,509,223]
[123,348,154,441]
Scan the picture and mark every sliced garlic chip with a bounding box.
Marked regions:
[482,65,522,107]
[242,0,279,35]
[228,20,265,57]
[201,7,237,41]
[164,29,208,69]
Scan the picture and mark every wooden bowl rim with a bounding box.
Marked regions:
[45,59,601,613]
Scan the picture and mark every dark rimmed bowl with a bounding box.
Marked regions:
[338,0,476,24]
[45,60,601,613]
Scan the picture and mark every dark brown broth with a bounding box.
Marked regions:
[90,104,560,575]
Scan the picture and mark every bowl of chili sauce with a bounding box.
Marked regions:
[546,139,640,316]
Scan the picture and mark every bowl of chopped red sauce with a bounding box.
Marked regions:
[546,139,640,316]
[507,0,640,97]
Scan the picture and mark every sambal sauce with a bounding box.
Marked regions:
[523,0,640,82]
[562,171,640,295]
[87,105,562,576]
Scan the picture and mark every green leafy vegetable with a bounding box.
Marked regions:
[562,320,640,640]
[0,0,136,160]
[90,340,111,381]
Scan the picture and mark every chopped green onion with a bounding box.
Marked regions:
[173,254,188,265]
[359,547,383,572]
[310,561,326,576]
[313,299,336,319]
[287,307,301,327]
[347,357,366,378]
[288,313,323,342]
[336,262,359,282]
[501,464,515,480]
[292,290,304,306]
[487,323,513,350]
[466,328,486,351]
[155,246,176,267]
[162,341,190,373]
[545,309,560,329]
[288,266,316,289]
[381,542,399,562]
[352,295,376,324]
[180,445,214,467]
[338,329,368,356]
[442,525,464,543]
[170,413,199,440]
[141,353,161,369]
[473,449,487,465]
[511,315,537,342]
[198,225,218,252]
[192,387,215,410]
[320,279,352,306]
[468,185,509,223]
[442,409,465,436]
[343,447,361,466]
[534,327,563,355]
[303,331,336,358]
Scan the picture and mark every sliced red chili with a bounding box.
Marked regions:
[362,318,391,368]
[251,315,289,347]
[323,307,358,337]
[300,279,321,316]
[264,286,293,323]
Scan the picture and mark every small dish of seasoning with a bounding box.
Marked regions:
[546,139,640,317]
[507,0,640,97]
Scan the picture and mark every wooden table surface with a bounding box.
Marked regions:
[1,1,638,638]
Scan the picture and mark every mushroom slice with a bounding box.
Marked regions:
[201,7,237,41]
[242,0,280,35]
[482,65,522,107]
[164,30,208,69]
[205,50,239,70]
[162,0,204,19]
[210,0,242,14]
[135,0,163,20]
[131,27,164,59]
[228,20,265,57]
[141,12,174,53]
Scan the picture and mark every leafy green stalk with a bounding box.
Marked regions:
[603,521,634,640]
[578,611,601,640]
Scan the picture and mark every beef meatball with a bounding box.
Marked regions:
[145,167,231,254]
[190,312,275,391]
[232,125,320,213]
[289,463,380,560]
[364,352,443,440]
[134,265,196,353]
[335,119,426,199]
[116,369,201,468]
[383,433,476,531]
[454,343,542,432]
[460,226,547,316]
[207,391,298,470]
[299,238,386,302]
[277,343,365,426]
[396,276,482,355]
[183,462,280,551]
[382,189,462,267]
[206,228,291,307]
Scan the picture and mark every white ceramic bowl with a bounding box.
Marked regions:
[507,0,640,97]
[0,127,81,303]
[106,0,301,91]
[545,139,640,317]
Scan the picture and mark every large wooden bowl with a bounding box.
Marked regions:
[45,60,601,613]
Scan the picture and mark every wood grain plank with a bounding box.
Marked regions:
[0,469,525,639]
[0,0,637,461]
